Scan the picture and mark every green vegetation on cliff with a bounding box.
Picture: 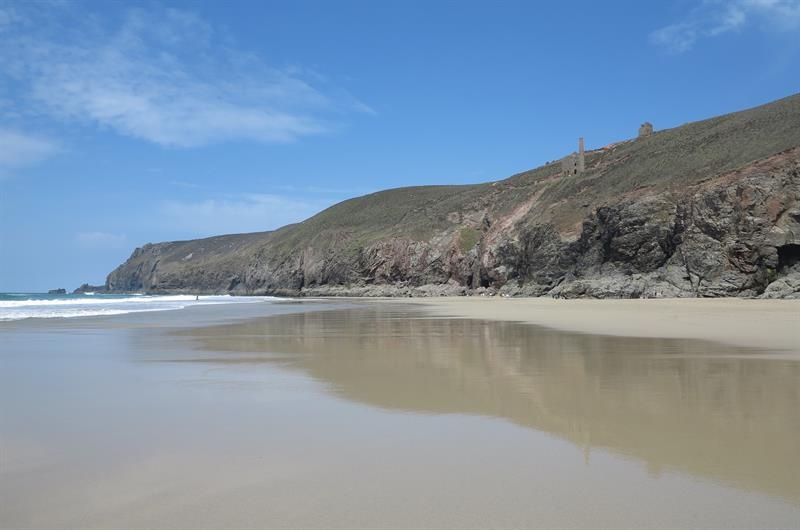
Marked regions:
[105,93,800,298]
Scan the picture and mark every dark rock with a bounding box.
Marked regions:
[72,283,107,294]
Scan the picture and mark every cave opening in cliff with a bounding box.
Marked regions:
[777,244,800,273]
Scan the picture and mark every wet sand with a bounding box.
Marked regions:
[1,299,799,528]
[401,297,800,353]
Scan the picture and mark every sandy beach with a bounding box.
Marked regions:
[2,298,799,529]
[399,297,800,354]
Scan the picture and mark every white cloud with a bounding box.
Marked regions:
[76,232,128,248]
[651,0,800,52]
[0,128,60,172]
[0,4,370,147]
[158,193,337,236]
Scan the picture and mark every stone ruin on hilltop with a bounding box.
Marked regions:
[560,122,655,177]
[560,137,585,176]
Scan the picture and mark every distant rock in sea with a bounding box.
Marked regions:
[48,288,67,295]
[72,283,107,294]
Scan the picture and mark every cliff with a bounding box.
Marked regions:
[105,94,800,298]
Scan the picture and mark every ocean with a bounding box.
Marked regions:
[0,292,277,321]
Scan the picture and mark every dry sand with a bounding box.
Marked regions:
[396,297,800,354]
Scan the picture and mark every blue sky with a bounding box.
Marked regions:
[1,0,798,291]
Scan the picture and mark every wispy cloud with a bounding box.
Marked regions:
[0,128,60,175]
[651,0,800,53]
[0,3,370,147]
[76,231,128,249]
[158,193,338,236]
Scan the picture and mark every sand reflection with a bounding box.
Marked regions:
[167,305,800,503]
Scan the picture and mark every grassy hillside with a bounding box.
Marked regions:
[107,93,800,295]
[260,93,800,245]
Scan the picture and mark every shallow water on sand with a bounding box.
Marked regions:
[1,301,799,528]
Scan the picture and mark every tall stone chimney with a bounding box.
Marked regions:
[577,137,585,173]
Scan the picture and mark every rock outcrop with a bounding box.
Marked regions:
[104,94,800,298]
[72,283,107,294]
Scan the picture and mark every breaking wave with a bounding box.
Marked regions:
[0,294,278,321]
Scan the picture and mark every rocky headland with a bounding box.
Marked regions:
[101,94,800,299]
[72,283,107,294]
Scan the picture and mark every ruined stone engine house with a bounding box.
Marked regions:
[561,137,585,176]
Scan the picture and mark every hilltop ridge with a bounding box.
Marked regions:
[103,93,800,298]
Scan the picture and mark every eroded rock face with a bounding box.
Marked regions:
[102,93,800,299]
[484,154,798,298]
[104,150,800,299]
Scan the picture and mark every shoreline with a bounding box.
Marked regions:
[4,293,797,354]
[387,297,800,354]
